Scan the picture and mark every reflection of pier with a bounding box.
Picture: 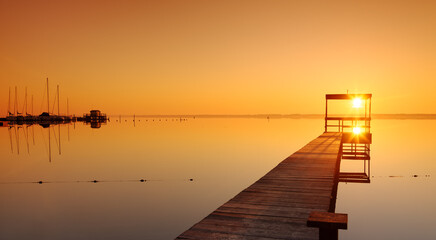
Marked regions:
[339,133,371,183]
[177,93,373,240]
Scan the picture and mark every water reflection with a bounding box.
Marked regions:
[7,125,35,155]
[6,124,60,162]
[339,132,372,183]
[1,117,436,240]
[3,117,107,163]
[0,117,324,240]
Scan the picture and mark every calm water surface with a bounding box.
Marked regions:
[0,118,434,239]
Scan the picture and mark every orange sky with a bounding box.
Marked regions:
[1,0,435,115]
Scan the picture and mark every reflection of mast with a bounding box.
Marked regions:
[58,124,61,155]
[8,127,13,153]
[67,98,70,141]
[32,125,35,145]
[48,126,51,163]
[25,126,30,154]
[52,125,61,156]
[15,126,20,154]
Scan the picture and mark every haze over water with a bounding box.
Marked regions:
[0,117,435,239]
[1,1,436,115]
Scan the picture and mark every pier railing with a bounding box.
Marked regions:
[325,117,371,133]
[324,94,372,133]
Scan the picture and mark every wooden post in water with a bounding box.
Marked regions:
[307,211,348,240]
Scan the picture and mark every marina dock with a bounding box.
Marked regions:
[1,79,108,128]
[177,132,343,240]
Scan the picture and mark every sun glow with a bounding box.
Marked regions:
[352,98,363,108]
[353,127,361,134]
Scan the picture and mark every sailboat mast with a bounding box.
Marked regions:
[8,87,11,115]
[67,98,69,116]
[14,86,17,115]
[25,87,28,115]
[32,95,34,115]
[47,78,50,115]
[57,85,60,116]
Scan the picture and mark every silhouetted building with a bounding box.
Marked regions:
[84,110,107,120]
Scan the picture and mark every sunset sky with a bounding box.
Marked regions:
[1,0,435,115]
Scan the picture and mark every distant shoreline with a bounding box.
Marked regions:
[107,114,436,119]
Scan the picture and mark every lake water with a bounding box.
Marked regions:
[0,117,434,240]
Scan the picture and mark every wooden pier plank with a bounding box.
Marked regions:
[177,132,342,240]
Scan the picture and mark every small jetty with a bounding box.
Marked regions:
[177,94,372,240]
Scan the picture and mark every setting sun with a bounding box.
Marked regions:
[352,98,363,108]
[353,126,362,134]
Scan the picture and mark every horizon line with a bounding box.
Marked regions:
[106,113,436,119]
[3,113,436,120]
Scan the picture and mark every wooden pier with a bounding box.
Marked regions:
[177,132,344,240]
